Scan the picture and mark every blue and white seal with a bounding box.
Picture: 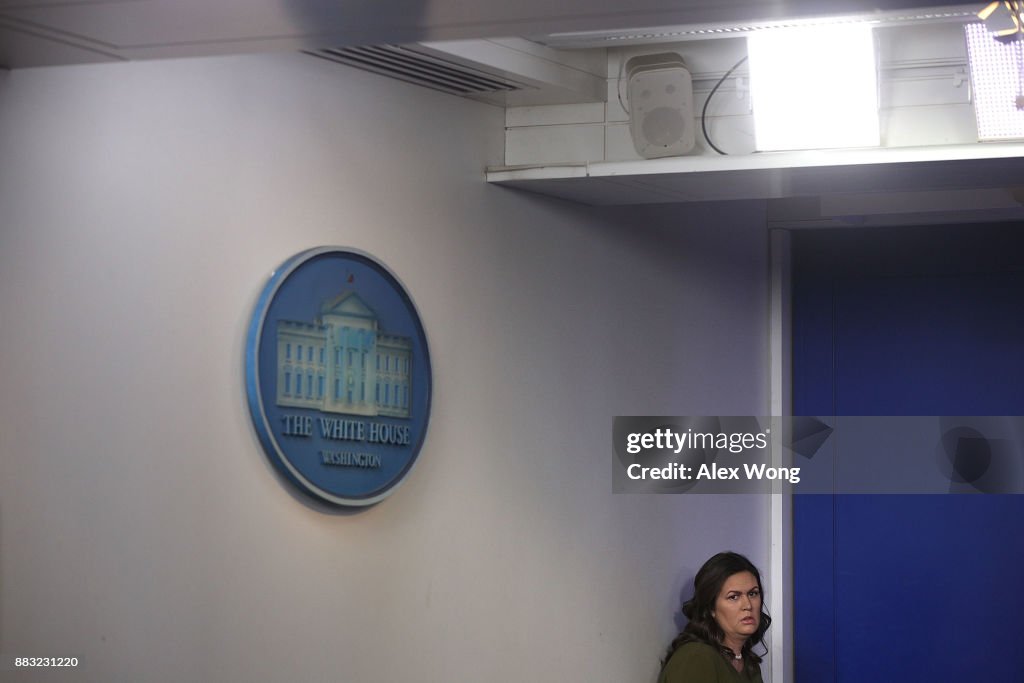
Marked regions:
[246,247,432,506]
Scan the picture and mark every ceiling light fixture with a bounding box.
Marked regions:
[538,7,975,49]
[747,23,880,151]
[965,21,1024,139]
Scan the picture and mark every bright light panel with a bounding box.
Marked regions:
[748,23,880,151]
[965,22,1024,141]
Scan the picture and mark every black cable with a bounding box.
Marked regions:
[701,55,748,155]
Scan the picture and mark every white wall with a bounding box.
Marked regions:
[0,53,770,682]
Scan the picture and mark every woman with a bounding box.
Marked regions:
[658,552,770,683]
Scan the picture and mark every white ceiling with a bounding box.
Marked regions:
[5,0,1018,221]
[0,0,977,69]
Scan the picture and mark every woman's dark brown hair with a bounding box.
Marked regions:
[660,551,771,678]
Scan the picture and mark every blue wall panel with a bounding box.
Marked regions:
[792,224,1024,682]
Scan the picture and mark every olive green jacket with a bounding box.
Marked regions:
[658,642,764,683]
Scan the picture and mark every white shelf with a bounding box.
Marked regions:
[486,143,1024,206]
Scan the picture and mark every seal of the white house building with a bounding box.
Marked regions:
[246,247,432,507]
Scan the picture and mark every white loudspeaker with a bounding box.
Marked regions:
[625,53,695,158]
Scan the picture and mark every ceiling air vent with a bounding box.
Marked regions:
[307,45,527,97]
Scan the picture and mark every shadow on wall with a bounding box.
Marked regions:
[491,192,769,279]
[599,200,769,277]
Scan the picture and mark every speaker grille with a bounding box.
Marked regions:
[307,45,526,97]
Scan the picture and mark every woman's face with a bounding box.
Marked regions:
[713,571,761,646]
